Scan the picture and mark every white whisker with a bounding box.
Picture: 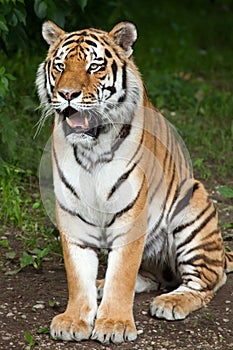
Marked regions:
[33,103,54,138]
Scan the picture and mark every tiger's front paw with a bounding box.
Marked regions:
[50,312,92,341]
[91,317,137,344]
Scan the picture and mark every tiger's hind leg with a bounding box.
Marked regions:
[150,181,227,320]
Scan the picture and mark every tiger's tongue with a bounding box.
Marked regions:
[66,112,89,129]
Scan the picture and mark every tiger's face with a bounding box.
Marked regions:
[36,21,143,145]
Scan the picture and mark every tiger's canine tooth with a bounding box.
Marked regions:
[66,117,73,128]
[84,116,89,129]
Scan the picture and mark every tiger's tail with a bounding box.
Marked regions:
[225,251,233,273]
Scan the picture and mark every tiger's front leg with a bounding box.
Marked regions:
[92,234,145,344]
[50,233,98,341]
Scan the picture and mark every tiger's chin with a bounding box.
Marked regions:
[65,132,97,147]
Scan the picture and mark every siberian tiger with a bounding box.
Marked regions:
[36,20,233,344]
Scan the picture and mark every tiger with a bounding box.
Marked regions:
[36,20,233,344]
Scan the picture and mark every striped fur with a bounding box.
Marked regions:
[36,20,233,343]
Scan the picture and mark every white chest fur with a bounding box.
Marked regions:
[52,120,144,248]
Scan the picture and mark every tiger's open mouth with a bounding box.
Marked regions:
[62,107,99,138]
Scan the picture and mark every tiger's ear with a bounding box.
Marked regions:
[42,20,65,46]
[109,22,137,58]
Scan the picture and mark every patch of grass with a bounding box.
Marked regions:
[0,164,31,229]
[0,163,61,273]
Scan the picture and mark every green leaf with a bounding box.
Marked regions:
[32,202,40,209]
[34,0,48,19]
[78,0,88,11]
[20,251,34,269]
[36,327,50,334]
[6,251,16,260]
[48,300,57,307]
[29,248,41,255]
[5,268,21,276]
[14,8,26,25]
[0,20,8,32]
[217,186,233,199]
[225,245,232,252]
[0,239,10,248]
[24,331,35,346]
[5,73,15,80]
[38,247,49,259]
[224,223,233,229]
[0,66,5,75]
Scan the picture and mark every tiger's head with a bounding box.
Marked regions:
[36,21,143,145]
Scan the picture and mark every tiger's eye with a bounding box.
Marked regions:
[89,63,99,71]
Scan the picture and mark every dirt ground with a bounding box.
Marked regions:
[0,188,233,350]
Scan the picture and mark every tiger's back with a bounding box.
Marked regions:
[36,20,233,344]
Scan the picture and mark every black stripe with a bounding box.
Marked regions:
[150,161,176,233]
[180,261,220,281]
[177,239,222,259]
[95,124,132,165]
[78,31,87,36]
[90,28,103,34]
[57,200,96,227]
[62,39,75,47]
[84,39,97,47]
[65,33,81,40]
[105,85,116,97]
[41,62,46,89]
[106,231,128,249]
[180,256,222,275]
[102,38,122,60]
[107,160,138,200]
[149,120,171,204]
[61,38,82,48]
[47,94,51,103]
[126,127,144,167]
[122,63,127,90]
[89,33,99,41]
[111,60,117,83]
[78,45,86,57]
[173,200,212,236]
[182,271,201,279]
[176,207,217,251]
[46,60,52,90]
[70,240,99,251]
[73,145,91,173]
[171,182,199,221]
[106,175,145,227]
[111,124,132,155]
[166,178,186,220]
[105,48,112,58]
[53,147,80,199]
[118,71,127,100]
[204,228,220,240]
[118,92,126,103]
[66,47,78,57]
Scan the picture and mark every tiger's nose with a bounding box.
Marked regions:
[58,89,81,101]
